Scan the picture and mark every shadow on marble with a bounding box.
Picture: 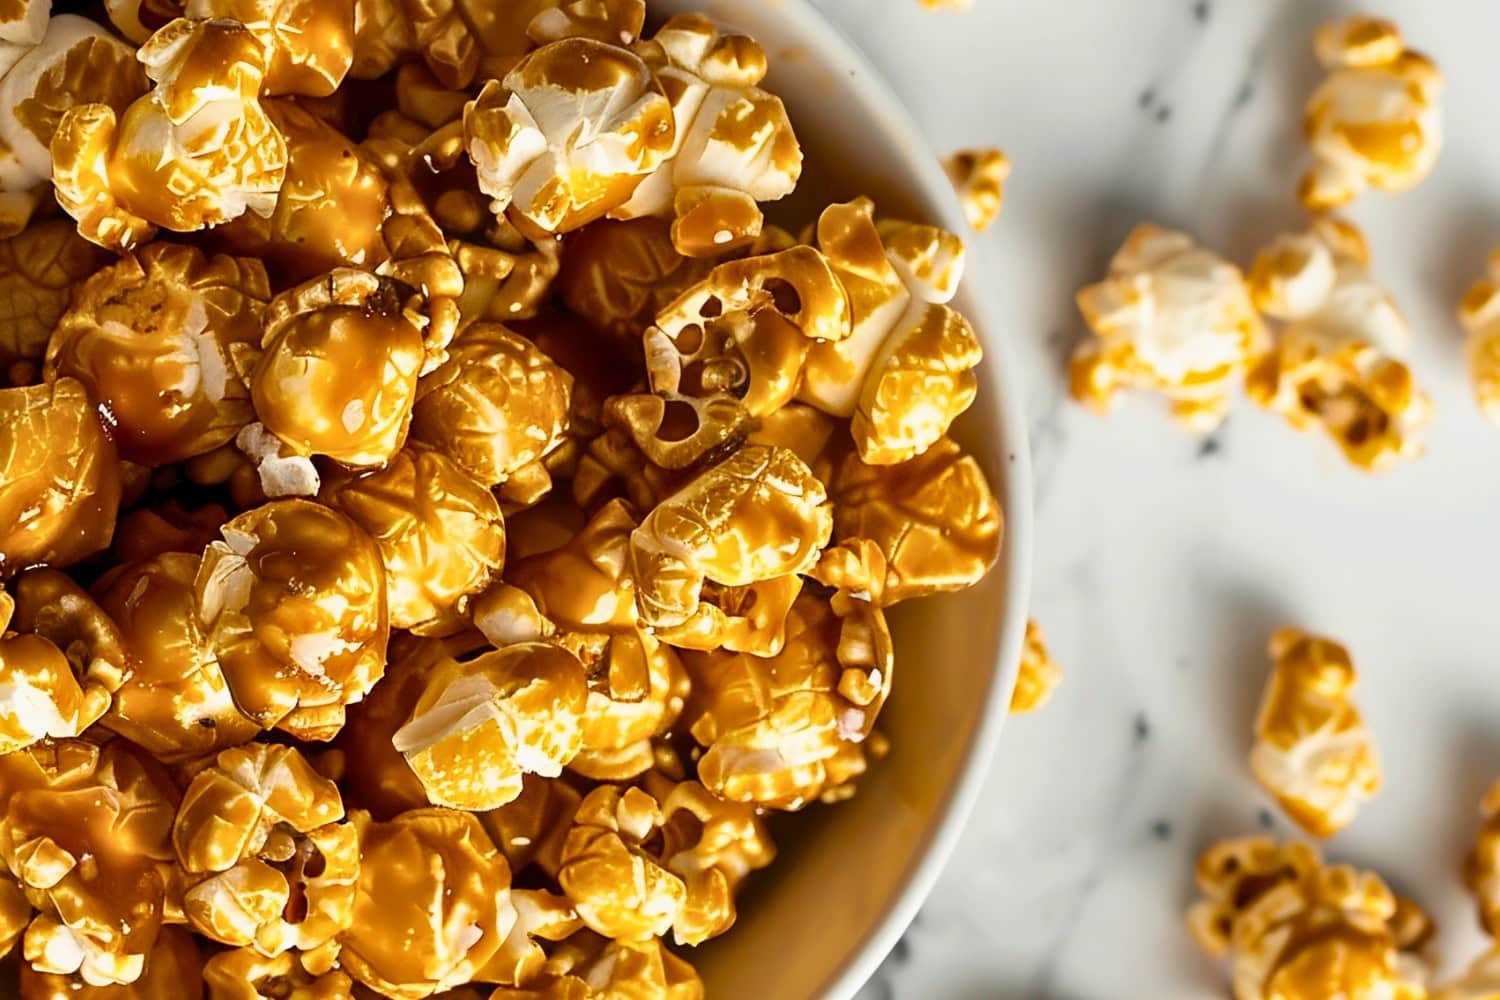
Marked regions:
[1439,709,1500,869]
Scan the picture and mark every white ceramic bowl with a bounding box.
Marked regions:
[653,2,1035,997]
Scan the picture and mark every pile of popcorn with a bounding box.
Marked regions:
[0,0,1008,995]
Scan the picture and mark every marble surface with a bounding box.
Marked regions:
[805,1,1500,997]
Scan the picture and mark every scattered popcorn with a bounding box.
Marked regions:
[1458,249,1500,426]
[1011,619,1062,714]
[1246,217,1430,471]
[1301,15,1442,210]
[1072,223,1267,431]
[944,148,1009,231]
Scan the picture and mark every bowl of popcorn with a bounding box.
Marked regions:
[0,0,1031,996]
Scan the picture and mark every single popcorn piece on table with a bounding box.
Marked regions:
[614,14,802,256]
[1011,619,1062,714]
[944,148,1009,232]
[0,738,180,987]
[1458,249,1500,426]
[194,498,389,741]
[0,220,108,383]
[393,642,589,811]
[461,36,674,237]
[50,17,287,252]
[173,743,358,967]
[0,13,145,237]
[1246,217,1430,471]
[202,945,355,999]
[1300,15,1442,210]
[1072,223,1267,431]
[1251,627,1380,838]
[0,377,122,575]
[799,198,981,464]
[562,629,690,781]
[1187,836,1431,1000]
[181,0,355,97]
[19,925,203,1000]
[45,242,270,466]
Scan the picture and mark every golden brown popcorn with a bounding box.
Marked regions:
[46,242,270,466]
[800,200,980,464]
[450,234,563,327]
[182,0,354,97]
[1301,16,1442,210]
[1251,627,1380,838]
[51,18,287,250]
[203,947,355,1000]
[174,744,357,962]
[410,322,573,494]
[1,874,30,957]
[461,38,674,236]
[1187,836,1429,1000]
[485,888,581,988]
[557,217,715,343]
[350,0,414,80]
[1458,249,1500,426]
[496,934,703,1000]
[0,587,112,755]
[341,808,515,998]
[570,428,690,515]
[194,499,389,741]
[832,437,1002,605]
[19,925,204,1000]
[477,772,581,879]
[250,270,427,479]
[944,148,1009,232]
[1011,619,1062,714]
[683,595,875,810]
[1246,217,1430,471]
[561,629,689,781]
[323,447,505,632]
[103,0,181,44]
[630,445,832,632]
[603,389,750,475]
[0,15,145,238]
[0,738,178,987]
[0,220,108,381]
[526,0,644,47]
[616,14,802,257]
[1466,778,1500,936]
[504,498,635,634]
[1072,223,1266,431]
[557,785,687,943]
[110,500,227,563]
[393,642,588,811]
[0,377,121,575]
[745,402,841,482]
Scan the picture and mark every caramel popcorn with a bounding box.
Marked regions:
[557,217,714,342]
[557,785,687,943]
[0,377,121,575]
[944,148,1009,232]
[478,771,581,879]
[1187,837,1429,1000]
[203,947,355,999]
[195,499,389,740]
[462,38,674,236]
[504,499,636,634]
[616,14,802,256]
[393,642,588,810]
[1301,16,1442,210]
[1072,223,1266,431]
[1,875,29,958]
[1466,779,1500,936]
[1011,619,1062,714]
[1246,217,1430,471]
[0,220,108,380]
[51,18,288,251]
[323,446,505,632]
[19,925,203,1000]
[47,242,270,466]
[340,809,514,998]
[1458,249,1500,425]
[492,934,701,999]
[0,587,112,755]
[1251,627,1380,838]
[182,0,355,97]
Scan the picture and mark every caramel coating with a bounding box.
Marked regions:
[411,322,573,490]
[832,438,1002,605]
[19,925,203,1000]
[477,772,581,880]
[341,809,514,999]
[183,0,355,97]
[1073,223,1267,430]
[0,220,108,377]
[491,934,702,999]
[110,500,227,564]
[1246,218,1430,471]
[203,947,355,999]
[1251,627,1380,838]
[252,270,427,471]
[97,551,260,759]
[0,739,178,987]
[617,15,802,257]
[462,38,674,236]
[562,629,689,781]
[557,217,714,343]
[1011,619,1062,714]
[0,377,121,575]
[557,785,687,943]
[350,0,415,80]
[504,499,636,634]
[1,874,30,958]
[393,642,589,811]
[323,447,505,632]
[195,499,389,741]
[51,18,288,251]
[46,242,270,466]
[1187,837,1429,1000]
[1301,16,1442,210]
[1459,249,1500,425]
[944,148,1009,232]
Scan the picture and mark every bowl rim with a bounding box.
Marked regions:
[743,3,1036,996]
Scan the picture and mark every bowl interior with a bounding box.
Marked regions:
[658,2,1033,997]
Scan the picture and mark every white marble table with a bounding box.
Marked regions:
[806,1,1500,997]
